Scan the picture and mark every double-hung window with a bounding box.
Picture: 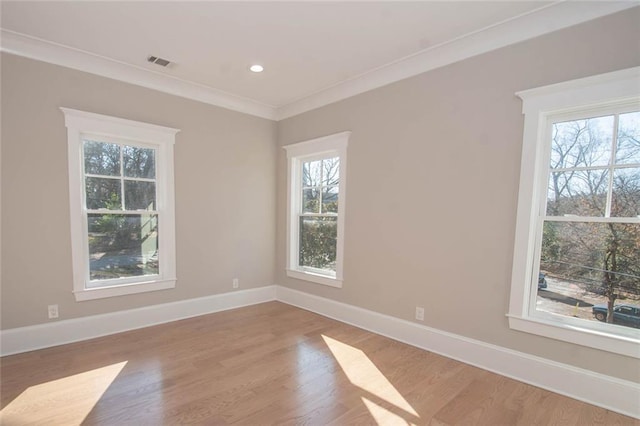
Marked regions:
[284,132,349,287]
[62,108,179,301]
[509,67,640,357]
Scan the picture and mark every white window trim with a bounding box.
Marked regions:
[509,67,640,358]
[284,131,350,288]
[61,108,179,301]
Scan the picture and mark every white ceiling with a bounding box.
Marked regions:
[1,1,636,120]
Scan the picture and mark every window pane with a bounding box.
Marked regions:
[322,157,340,186]
[84,140,121,176]
[322,186,339,213]
[611,167,640,217]
[299,216,337,273]
[88,213,159,282]
[124,181,156,210]
[550,116,613,169]
[302,188,319,213]
[85,177,121,210]
[303,160,322,187]
[616,111,640,165]
[546,169,608,216]
[538,221,640,329]
[124,146,156,179]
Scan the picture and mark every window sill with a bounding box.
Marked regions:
[507,314,640,359]
[74,278,176,301]
[286,269,343,288]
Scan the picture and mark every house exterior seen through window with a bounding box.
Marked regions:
[62,108,179,301]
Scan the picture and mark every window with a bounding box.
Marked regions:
[284,132,349,287]
[509,67,640,358]
[62,108,179,301]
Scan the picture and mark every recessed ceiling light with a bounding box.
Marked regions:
[249,64,264,73]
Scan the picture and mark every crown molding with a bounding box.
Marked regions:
[0,29,278,120]
[275,1,639,121]
[1,2,637,122]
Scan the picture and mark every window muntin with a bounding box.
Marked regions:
[284,132,349,287]
[509,67,640,358]
[62,108,178,301]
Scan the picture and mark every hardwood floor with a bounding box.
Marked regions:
[1,302,637,425]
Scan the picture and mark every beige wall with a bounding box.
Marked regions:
[276,9,640,381]
[1,53,277,329]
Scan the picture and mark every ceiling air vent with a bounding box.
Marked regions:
[147,55,171,67]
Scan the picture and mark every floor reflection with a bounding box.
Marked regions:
[295,339,337,393]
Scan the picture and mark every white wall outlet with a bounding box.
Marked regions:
[415,306,425,321]
[232,278,239,289]
[48,304,59,319]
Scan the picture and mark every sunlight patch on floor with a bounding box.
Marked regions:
[362,397,418,426]
[0,361,127,425]
[322,335,419,421]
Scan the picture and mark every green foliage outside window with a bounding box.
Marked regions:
[299,217,337,272]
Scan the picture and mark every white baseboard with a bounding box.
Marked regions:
[275,285,640,419]
[0,285,276,356]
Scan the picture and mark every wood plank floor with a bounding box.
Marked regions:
[1,302,637,425]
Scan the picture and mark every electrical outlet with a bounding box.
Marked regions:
[232,278,239,289]
[48,304,59,319]
[415,306,424,321]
